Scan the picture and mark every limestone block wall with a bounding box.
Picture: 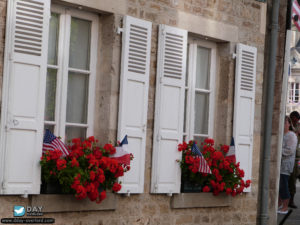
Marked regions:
[0,0,284,225]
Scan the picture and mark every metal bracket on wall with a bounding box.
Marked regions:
[117,27,123,34]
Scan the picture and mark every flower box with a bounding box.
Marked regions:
[40,136,132,203]
[178,139,251,196]
[181,180,202,193]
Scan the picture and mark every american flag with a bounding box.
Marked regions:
[191,143,211,174]
[110,135,131,166]
[293,0,300,31]
[226,137,236,163]
[42,129,69,156]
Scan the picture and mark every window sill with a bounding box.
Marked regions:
[171,192,232,209]
[30,193,116,212]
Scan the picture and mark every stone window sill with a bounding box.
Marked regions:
[30,193,116,212]
[171,192,232,209]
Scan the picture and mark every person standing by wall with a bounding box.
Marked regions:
[288,111,300,208]
[278,116,297,214]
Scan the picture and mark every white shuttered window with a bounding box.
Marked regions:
[44,6,98,142]
[184,39,216,145]
[118,16,152,194]
[0,0,50,195]
[233,43,257,192]
[151,25,187,194]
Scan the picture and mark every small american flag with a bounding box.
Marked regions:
[42,129,69,156]
[191,143,211,174]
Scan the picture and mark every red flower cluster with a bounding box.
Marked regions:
[40,136,132,203]
[178,138,251,196]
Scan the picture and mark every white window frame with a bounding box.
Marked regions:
[45,5,98,141]
[184,38,216,142]
[288,82,300,103]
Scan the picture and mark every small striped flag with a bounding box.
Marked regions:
[42,129,69,156]
[226,137,236,163]
[191,143,211,174]
[110,135,131,166]
[225,137,236,162]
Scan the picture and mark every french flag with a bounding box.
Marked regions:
[226,137,236,163]
[111,135,131,166]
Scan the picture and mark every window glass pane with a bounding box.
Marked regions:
[194,92,209,134]
[66,72,89,123]
[48,13,59,65]
[44,68,57,121]
[185,44,189,86]
[65,126,86,142]
[44,125,54,134]
[195,47,210,90]
[69,17,91,70]
[183,89,187,133]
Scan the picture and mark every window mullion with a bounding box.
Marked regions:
[59,11,72,142]
[208,45,216,138]
[293,83,296,103]
[85,14,98,137]
[53,12,64,136]
[190,44,197,140]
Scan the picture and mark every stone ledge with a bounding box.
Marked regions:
[30,193,116,212]
[171,193,232,209]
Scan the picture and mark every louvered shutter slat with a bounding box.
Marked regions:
[151,25,187,194]
[233,43,257,192]
[118,16,152,194]
[0,0,50,195]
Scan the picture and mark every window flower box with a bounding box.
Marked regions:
[40,136,132,203]
[178,139,251,196]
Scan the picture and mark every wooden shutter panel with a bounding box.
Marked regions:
[233,43,257,192]
[151,25,187,194]
[0,0,50,194]
[118,16,152,194]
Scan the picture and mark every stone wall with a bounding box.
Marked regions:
[0,0,6,112]
[264,0,288,225]
[0,0,280,225]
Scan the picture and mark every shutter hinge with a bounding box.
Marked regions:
[155,184,158,191]
[9,52,13,61]
[126,190,130,197]
[117,27,124,34]
[156,134,161,142]
[232,53,237,59]
[167,191,172,197]
[2,181,6,189]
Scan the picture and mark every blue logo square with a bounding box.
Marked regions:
[14,206,25,217]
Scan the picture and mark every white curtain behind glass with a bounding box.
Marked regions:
[69,17,91,70]
[194,47,210,135]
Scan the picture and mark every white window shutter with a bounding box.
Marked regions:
[151,25,187,194]
[117,16,152,194]
[0,0,50,194]
[233,43,257,192]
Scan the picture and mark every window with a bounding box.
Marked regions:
[288,82,300,103]
[44,6,98,141]
[183,39,216,145]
